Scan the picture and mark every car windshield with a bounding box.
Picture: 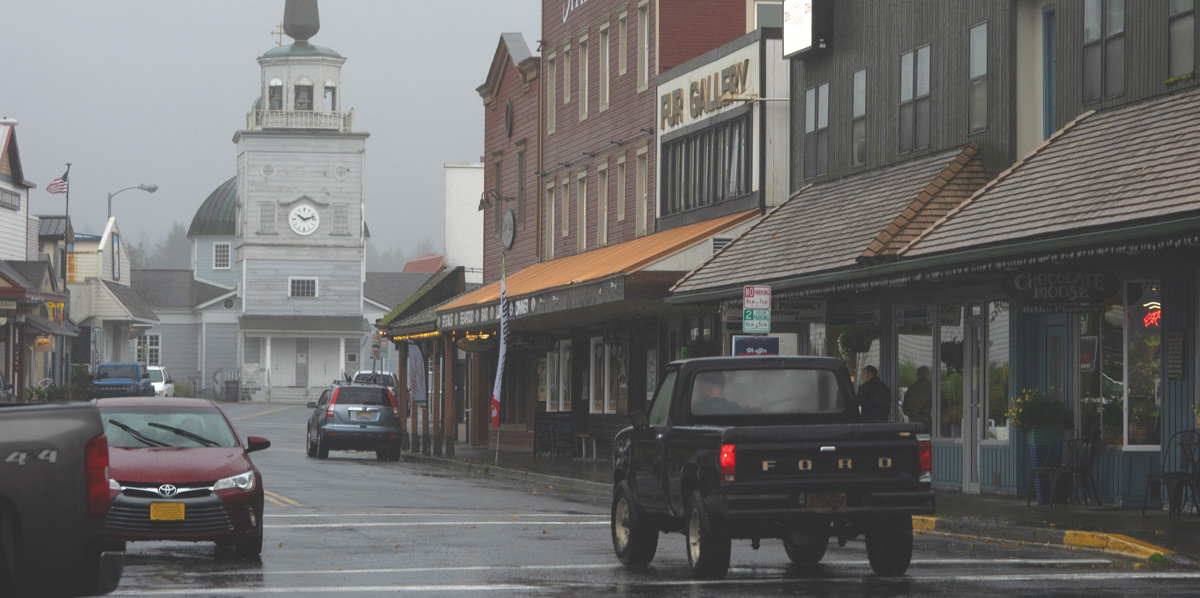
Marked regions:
[97,365,140,380]
[99,406,239,448]
[690,369,845,416]
[335,386,390,405]
[148,370,165,383]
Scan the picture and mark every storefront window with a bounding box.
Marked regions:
[939,304,965,438]
[987,301,1010,441]
[546,340,573,412]
[896,306,934,432]
[1080,295,1124,442]
[1127,282,1161,446]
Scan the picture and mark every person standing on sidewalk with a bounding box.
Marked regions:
[857,365,892,423]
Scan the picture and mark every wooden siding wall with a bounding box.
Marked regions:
[932,442,963,486]
[242,260,362,316]
[1051,0,1200,130]
[203,323,237,391]
[1160,276,1196,471]
[790,0,1017,191]
[482,42,540,284]
[150,322,201,383]
[0,190,28,261]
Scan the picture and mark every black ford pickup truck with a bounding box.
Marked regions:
[610,356,933,579]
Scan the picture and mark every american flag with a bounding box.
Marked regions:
[47,169,69,194]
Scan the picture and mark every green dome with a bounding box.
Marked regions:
[188,177,237,238]
[261,43,343,59]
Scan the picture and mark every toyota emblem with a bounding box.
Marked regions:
[157,484,178,497]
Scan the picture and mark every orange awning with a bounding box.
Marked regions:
[439,210,757,313]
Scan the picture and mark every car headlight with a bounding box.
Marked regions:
[109,478,120,490]
[213,470,256,491]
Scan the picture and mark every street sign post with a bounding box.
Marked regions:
[743,285,772,333]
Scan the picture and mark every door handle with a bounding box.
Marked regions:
[656,434,664,440]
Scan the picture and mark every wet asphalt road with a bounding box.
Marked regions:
[107,403,1200,597]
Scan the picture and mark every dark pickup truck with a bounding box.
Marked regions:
[1,402,124,597]
[610,356,933,579]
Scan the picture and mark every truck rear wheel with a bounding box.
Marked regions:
[865,516,913,576]
[611,480,657,568]
[783,532,828,564]
[685,490,730,579]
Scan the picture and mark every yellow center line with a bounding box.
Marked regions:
[232,405,298,422]
[265,489,303,507]
[264,494,287,507]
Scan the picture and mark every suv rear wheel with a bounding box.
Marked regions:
[316,432,329,459]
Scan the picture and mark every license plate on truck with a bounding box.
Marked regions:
[807,492,846,508]
[150,502,185,520]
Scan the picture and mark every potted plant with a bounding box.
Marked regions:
[1007,388,1071,504]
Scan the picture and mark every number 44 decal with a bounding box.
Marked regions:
[4,450,58,465]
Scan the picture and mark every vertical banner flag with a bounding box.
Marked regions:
[407,342,426,406]
[490,258,508,427]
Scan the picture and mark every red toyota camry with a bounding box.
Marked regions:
[94,397,270,558]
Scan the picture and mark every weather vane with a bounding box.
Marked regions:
[271,21,285,46]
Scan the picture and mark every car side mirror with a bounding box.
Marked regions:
[306,401,317,409]
[630,410,649,429]
[166,378,173,384]
[246,436,271,453]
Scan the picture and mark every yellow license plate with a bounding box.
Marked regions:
[807,492,846,508]
[355,411,373,420]
[150,502,185,521]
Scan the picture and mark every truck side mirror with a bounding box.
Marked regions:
[630,410,649,429]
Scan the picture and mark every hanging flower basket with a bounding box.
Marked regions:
[837,324,879,360]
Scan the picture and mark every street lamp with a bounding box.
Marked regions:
[107,184,159,219]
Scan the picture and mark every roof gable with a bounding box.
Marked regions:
[477,33,539,106]
[904,88,1200,257]
[0,125,30,188]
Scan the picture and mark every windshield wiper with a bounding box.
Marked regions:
[108,419,168,447]
[148,422,219,447]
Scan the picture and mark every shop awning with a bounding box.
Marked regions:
[25,314,78,337]
[669,145,986,303]
[436,210,757,330]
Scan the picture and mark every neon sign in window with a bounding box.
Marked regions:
[1143,301,1161,327]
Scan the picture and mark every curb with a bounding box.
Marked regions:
[914,515,1185,564]
[399,453,610,495]
[401,454,1187,565]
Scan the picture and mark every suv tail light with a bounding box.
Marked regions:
[719,444,736,483]
[326,389,339,418]
[917,437,932,483]
[387,390,399,418]
[85,434,110,517]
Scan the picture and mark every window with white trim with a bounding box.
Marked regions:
[576,172,587,253]
[294,76,314,110]
[803,82,829,179]
[618,11,628,76]
[213,242,230,270]
[545,180,556,258]
[852,69,867,166]
[600,23,610,111]
[579,35,589,121]
[597,161,609,247]
[564,43,572,104]
[561,178,570,237]
[332,205,350,235]
[547,53,557,134]
[617,156,626,221]
[137,334,161,366]
[546,340,572,411]
[289,277,318,298]
[636,150,648,236]
[637,2,649,91]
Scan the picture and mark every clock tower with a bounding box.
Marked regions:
[232,0,372,400]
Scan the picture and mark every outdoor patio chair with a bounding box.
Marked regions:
[1028,429,1081,507]
[1142,429,1198,517]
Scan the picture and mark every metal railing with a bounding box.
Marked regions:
[246,108,354,132]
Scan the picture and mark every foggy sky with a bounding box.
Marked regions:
[5,1,541,256]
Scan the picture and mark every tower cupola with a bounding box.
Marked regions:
[247,0,353,132]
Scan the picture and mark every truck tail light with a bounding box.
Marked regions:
[327,389,339,418]
[85,434,110,518]
[719,444,737,483]
[917,438,932,483]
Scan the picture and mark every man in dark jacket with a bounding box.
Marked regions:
[856,365,892,422]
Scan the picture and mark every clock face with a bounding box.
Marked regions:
[289,205,320,235]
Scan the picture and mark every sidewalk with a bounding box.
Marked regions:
[401,445,1200,567]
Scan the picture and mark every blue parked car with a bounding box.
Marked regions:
[90,363,154,398]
